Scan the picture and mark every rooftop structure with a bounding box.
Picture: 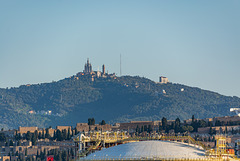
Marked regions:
[18,126,38,134]
[159,76,169,84]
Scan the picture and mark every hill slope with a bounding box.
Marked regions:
[0,75,239,129]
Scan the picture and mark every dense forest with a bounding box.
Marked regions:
[0,74,240,129]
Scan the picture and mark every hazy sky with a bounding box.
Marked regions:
[0,1,240,97]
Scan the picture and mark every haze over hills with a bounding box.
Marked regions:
[0,60,240,129]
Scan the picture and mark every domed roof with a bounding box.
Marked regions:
[84,141,205,160]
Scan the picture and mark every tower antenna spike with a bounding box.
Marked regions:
[120,54,122,76]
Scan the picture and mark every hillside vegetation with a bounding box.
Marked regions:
[0,75,239,129]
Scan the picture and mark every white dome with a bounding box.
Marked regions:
[83,141,205,160]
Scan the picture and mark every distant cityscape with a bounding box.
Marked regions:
[1,114,240,160]
[2,58,238,161]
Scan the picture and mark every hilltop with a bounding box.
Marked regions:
[0,73,240,129]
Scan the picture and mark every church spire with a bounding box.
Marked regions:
[83,58,93,73]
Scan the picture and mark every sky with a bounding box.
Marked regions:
[0,0,240,97]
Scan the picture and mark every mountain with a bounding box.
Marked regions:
[0,75,240,129]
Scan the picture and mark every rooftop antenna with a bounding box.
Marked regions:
[120,54,122,76]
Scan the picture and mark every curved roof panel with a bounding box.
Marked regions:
[83,141,205,160]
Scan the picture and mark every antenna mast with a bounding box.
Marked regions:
[120,54,122,76]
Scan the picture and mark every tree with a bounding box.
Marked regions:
[9,140,14,146]
[88,118,95,125]
[174,118,181,133]
[188,126,194,132]
[191,119,198,132]
[53,131,56,140]
[144,125,147,132]
[25,148,28,156]
[158,124,162,132]
[99,120,106,125]
[208,121,213,127]
[67,128,71,140]
[15,131,18,140]
[209,126,213,135]
[136,125,140,133]
[26,131,31,141]
[74,128,78,135]
[62,130,67,140]
[37,150,39,158]
[71,129,74,137]
[38,132,42,139]
[70,148,74,159]
[219,127,223,134]
[45,128,50,139]
[41,130,45,139]
[56,151,62,161]
[40,150,45,160]
[18,133,22,140]
[213,128,217,135]
[181,126,193,132]
[170,122,175,131]
[162,117,167,131]
[56,129,63,141]
[43,149,47,160]
[0,133,6,142]
[31,132,37,145]
[215,120,222,126]
[34,130,38,139]
[198,120,207,128]
[147,125,152,133]
[27,156,33,161]
[62,150,67,161]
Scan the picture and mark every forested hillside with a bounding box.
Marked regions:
[0,75,239,129]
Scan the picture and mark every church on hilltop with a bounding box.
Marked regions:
[83,58,93,74]
[75,59,116,81]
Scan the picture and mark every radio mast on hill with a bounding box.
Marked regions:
[120,54,122,76]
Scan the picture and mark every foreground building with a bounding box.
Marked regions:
[83,141,205,160]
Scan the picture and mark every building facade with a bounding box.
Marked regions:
[159,76,169,84]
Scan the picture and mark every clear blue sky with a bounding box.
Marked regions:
[0,1,239,97]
